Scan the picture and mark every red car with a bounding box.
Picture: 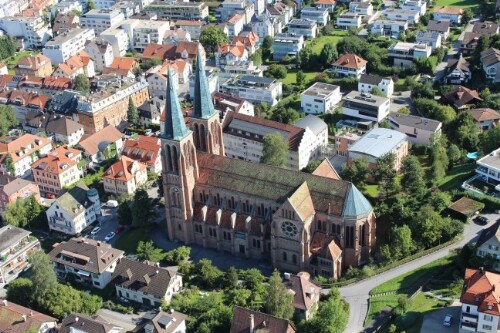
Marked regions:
[45,193,56,199]
[115,225,125,234]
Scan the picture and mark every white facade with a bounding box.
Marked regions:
[301,82,341,114]
[416,31,442,49]
[461,303,500,332]
[0,16,52,48]
[383,8,420,23]
[50,1,83,16]
[220,75,282,106]
[85,39,115,70]
[401,0,426,15]
[388,113,442,145]
[358,75,394,97]
[228,14,245,37]
[43,28,95,65]
[101,26,129,56]
[336,13,362,29]
[476,148,500,190]
[301,6,329,25]
[342,91,390,122]
[388,42,432,68]
[94,0,119,9]
[0,139,53,178]
[252,16,275,40]
[433,9,462,24]
[349,2,374,16]
[117,19,170,51]
[370,20,408,37]
[80,9,125,35]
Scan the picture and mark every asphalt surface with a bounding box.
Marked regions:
[420,303,461,333]
[335,212,500,333]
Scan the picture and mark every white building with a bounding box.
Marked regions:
[383,8,420,24]
[0,16,52,48]
[80,8,125,35]
[401,0,426,15]
[50,1,83,16]
[349,2,374,16]
[113,18,170,51]
[288,19,317,39]
[46,183,101,235]
[49,237,124,289]
[43,28,96,65]
[249,0,265,15]
[476,222,500,272]
[336,12,362,29]
[219,75,282,106]
[481,48,500,83]
[460,268,500,333]
[433,6,463,24]
[370,20,408,38]
[331,53,367,79]
[251,15,275,40]
[342,91,390,122]
[416,31,442,49]
[94,0,119,9]
[301,6,329,25]
[388,42,432,68]
[227,13,245,37]
[100,26,129,56]
[388,112,442,145]
[476,148,500,191]
[84,38,115,71]
[301,82,341,114]
[175,20,203,40]
[219,0,255,24]
[358,74,394,97]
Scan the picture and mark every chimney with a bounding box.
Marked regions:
[480,267,485,274]
[1,300,7,306]
[75,317,79,322]
[249,314,255,333]
[29,311,33,317]
[22,314,27,322]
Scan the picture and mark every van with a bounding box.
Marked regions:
[107,200,119,207]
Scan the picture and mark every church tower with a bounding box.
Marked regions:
[190,46,224,155]
[161,68,199,243]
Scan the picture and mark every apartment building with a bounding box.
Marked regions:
[331,53,367,79]
[383,8,420,24]
[146,1,209,21]
[476,148,500,191]
[175,20,203,40]
[401,0,426,15]
[101,26,129,56]
[336,12,362,29]
[219,0,255,24]
[216,43,248,67]
[301,6,329,25]
[220,75,282,106]
[0,175,40,214]
[74,77,149,134]
[342,91,390,122]
[0,225,40,287]
[272,33,304,60]
[15,54,52,77]
[103,155,147,195]
[460,268,500,332]
[388,42,432,68]
[358,74,394,97]
[117,19,171,51]
[301,82,341,114]
[251,15,275,40]
[84,38,115,71]
[288,19,317,39]
[388,112,442,145]
[481,48,500,83]
[121,135,162,174]
[77,125,123,164]
[43,28,96,65]
[80,8,125,35]
[267,2,293,25]
[31,152,81,196]
[49,237,123,288]
[146,59,191,97]
[52,12,80,36]
[227,13,245,37]
[53,51,95,79]
[0,16,51,48]
[476,221,500,272]
[0,134,52,177]
[433,6,463,24]
[370,20,408,37]
[219,61,263,79]
[349,1,374,16]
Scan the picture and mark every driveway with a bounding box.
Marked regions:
[336,213,500,333]
[96,309,143,331]
[420,303,461,333]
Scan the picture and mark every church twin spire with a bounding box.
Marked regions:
[192,46,217,120]
[162,67,189,141]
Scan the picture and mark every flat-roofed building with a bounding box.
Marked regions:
[388,112,442,145]
[336,12,362,29]
[43,28,96,65]
[146,1,209,21]
[476,148,500,192]
[358,74,394,97]
[301,82,341,114]
[220,75,283,106]
[288,19,317,39]
[273,33,304,60]
[388,42,432,68]
[383,8,420,23]
[301,6,329,25]
[342,91,390,122]
[370,20,408,37]
[80,9,125,35]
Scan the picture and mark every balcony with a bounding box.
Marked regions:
[460,322,477,331]
[461,313,478,323]
[0,236,39,266]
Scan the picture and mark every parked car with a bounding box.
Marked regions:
[474,215,489,225]
[106,200,119,207]
[45,192,56,199]
[90,226,101,235]
[115,225,125,234]
[443,314,453,327]
[104,232,116,242]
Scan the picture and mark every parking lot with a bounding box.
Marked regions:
[86,205,121,245]
[420,304,461,333]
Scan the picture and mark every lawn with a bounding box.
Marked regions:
[434,0,480,9]
[282,70,319,85]
[5,50,37,70]
[309,32,348,55]
[114,227,152,254]
[438,163,475,192]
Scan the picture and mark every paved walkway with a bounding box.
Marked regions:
[336,212,499,333]
[97,309,143,331]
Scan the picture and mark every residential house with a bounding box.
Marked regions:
[251,14,276,40]
[0,64,7,75]
[331,53,367,79]
[301,82,341,114]
[0,175,40,214]
[85,38,115,71]
[267,2,293,25]
[145,1,209,21]
[130,310,187,333]
[284,272,321,320]
[358,74,394,97]
[348,128,408,171]
[52,12,80,36]
[442,55,471,85]
[102,57,139,79]
[80,8,125,35]
[415,31,442,49]
[273,33,304,60]
[433,6,463,24]
[218,0,255,24]
[288,19,317,39]
[122,136,162,174]
[481,48,500,83]
[427,20,450,40]
[0,134,52,177]
[461,32,482,55]
[388,112,442,145]
[401,0,426,15]
[467,108,500,131]
[6,91,50,123]
[219,61,264,79]
[233,32,259,55]
[77,125,123,165]
[0,300,57,333]
[0,226,40,287]
[342,91,390,122]
[50,1,82,16]
[15,54,52,77]
[227,13,245,37]
[103,155,147,195]
[31,151,81,196]
[43,28,96,65]
[142,42,204,62]
[163,29,192,44]
[301,6,329,25]
[336,13,362,29]
[460,268,500,332]
[49,237,124,288]
[213,92,255,118]
[230,306,296,333]
[109,19,171,52]
[388,42,432,68]
[112,258,183,306]
[472,21,500,35]
[476,220,500,272]
[383,8,420,24]
[441,85,482,110]
[138,97,164,126]
[219,75,283,106]
[476,147,500,190]
[369,20,408,37]
[146,59,191,97]
[315,0,336,12]
[45,117,85,146]
[175,20,203,40]
[53,51,95,79]
[349,2,373,16]
[0,16,51,49]
[59,313,122,333]
[216,42,249,67]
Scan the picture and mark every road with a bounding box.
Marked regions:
[336,212,499,333]
[96,309,143,331]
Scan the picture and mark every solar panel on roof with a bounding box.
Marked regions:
[158,315,173,327]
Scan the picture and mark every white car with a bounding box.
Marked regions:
[104,232,116,242]
[443,314,453,327]
[90,226,101,235]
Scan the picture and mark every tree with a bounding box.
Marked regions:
[431,140,449,183]
[298,289,348,333]
[5,199,30,228]
[117,201,132,225]
[341,158,369,190]
[265,64,287,79]
[302,160,322,173]
[197,259,223,289]
[137,240,165,262]
[87,0,95,10]
[164,246,191,264]
[392,225,413,259]
[199,27,228,54]
[480,127,500,153]
[251,49,262,66]
[371,86,384,96]
[270,106,299,124]
[29,250,58,305]
[224,266,239,289]
[0,105,18,136]
[448,112,480,151]
[127,97,139,126]
[297,45,316,70]
[7,278,34,306]
[372,153,398,199]
[261,133,288,168]
[264,271,294,320]
[428,190,451,212]
[396,295,409,314]
[401,155,426,199]
[74,74,90,94]
[410,82,434,100]
[296,70,305,86]
[131,188,154,227]
[262,36,273,59]
[227,288,252,306]
[4,154,14,174]
[462,8,473,25]
[448,144,462,167]
[319,43,338,69]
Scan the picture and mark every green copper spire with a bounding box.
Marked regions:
[163,67,189,141]
[192,46,216,119]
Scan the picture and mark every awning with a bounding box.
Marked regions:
[76,270,91,277]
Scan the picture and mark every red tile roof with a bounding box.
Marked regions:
[434,6,464,15]
[0,134,51,163]
[461,268,500,316]
[0,300,57,333]
[333,53,368,69]
[442,85,482,108]
[17,54,51,70]
[467,108,500,122]
[77,125,122,156]
[103,155,147,182]
[31,153,77,175]
[230,306,296,333]
[122,136,161,167]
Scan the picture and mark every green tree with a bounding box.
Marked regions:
[199,27,228,54]
[197,259,223,289]
[137,240,165,262]
[29,250,58,305]
[401,155,426,199]
[131,188,154,227]
[4,154,14,174]
[396,295,409,314]
[428,190,451,212]
[260,133,288,168]
[298,289,348,333]
[410,82,434,100]
[270,106,299,124]
[117,201,132,225]
[319,43,338,68]
[297,45,316,70]
[264,271,294,320]
[448,144,462,167]
[74,74,90,94]
[227,288,252,306]
[265,64,287,79]
[448,112,480,151]
[0,105,18,136]
[5,199,29,228]
[251,49,262,66]
[296,70,305,86]
[373,153,398,199]
[341,158,369,190]
[431,140,449,183]
[392,225,413,259]
[164,246,191,264]
[480,127,500,153]
[7,278,34,306]
[262,36,273,59]
[462,8,473,25]
[127,97,138,126]
[87,0,95,10]
[371,86,385,96]
[302,160,322,173]
[224,266,239,289]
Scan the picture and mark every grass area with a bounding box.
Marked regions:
[5,50,37,70]
[364,185,379,199]
[114,227,152,254]
[282,69,319,85]
[438,163,475,192]
[309,32,348,55]
[434,0,480,9]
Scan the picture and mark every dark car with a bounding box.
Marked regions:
[45,192,56,199]
[475,216,489,225]
[115,225,125,234]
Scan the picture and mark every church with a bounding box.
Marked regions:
[160,49,376,279]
